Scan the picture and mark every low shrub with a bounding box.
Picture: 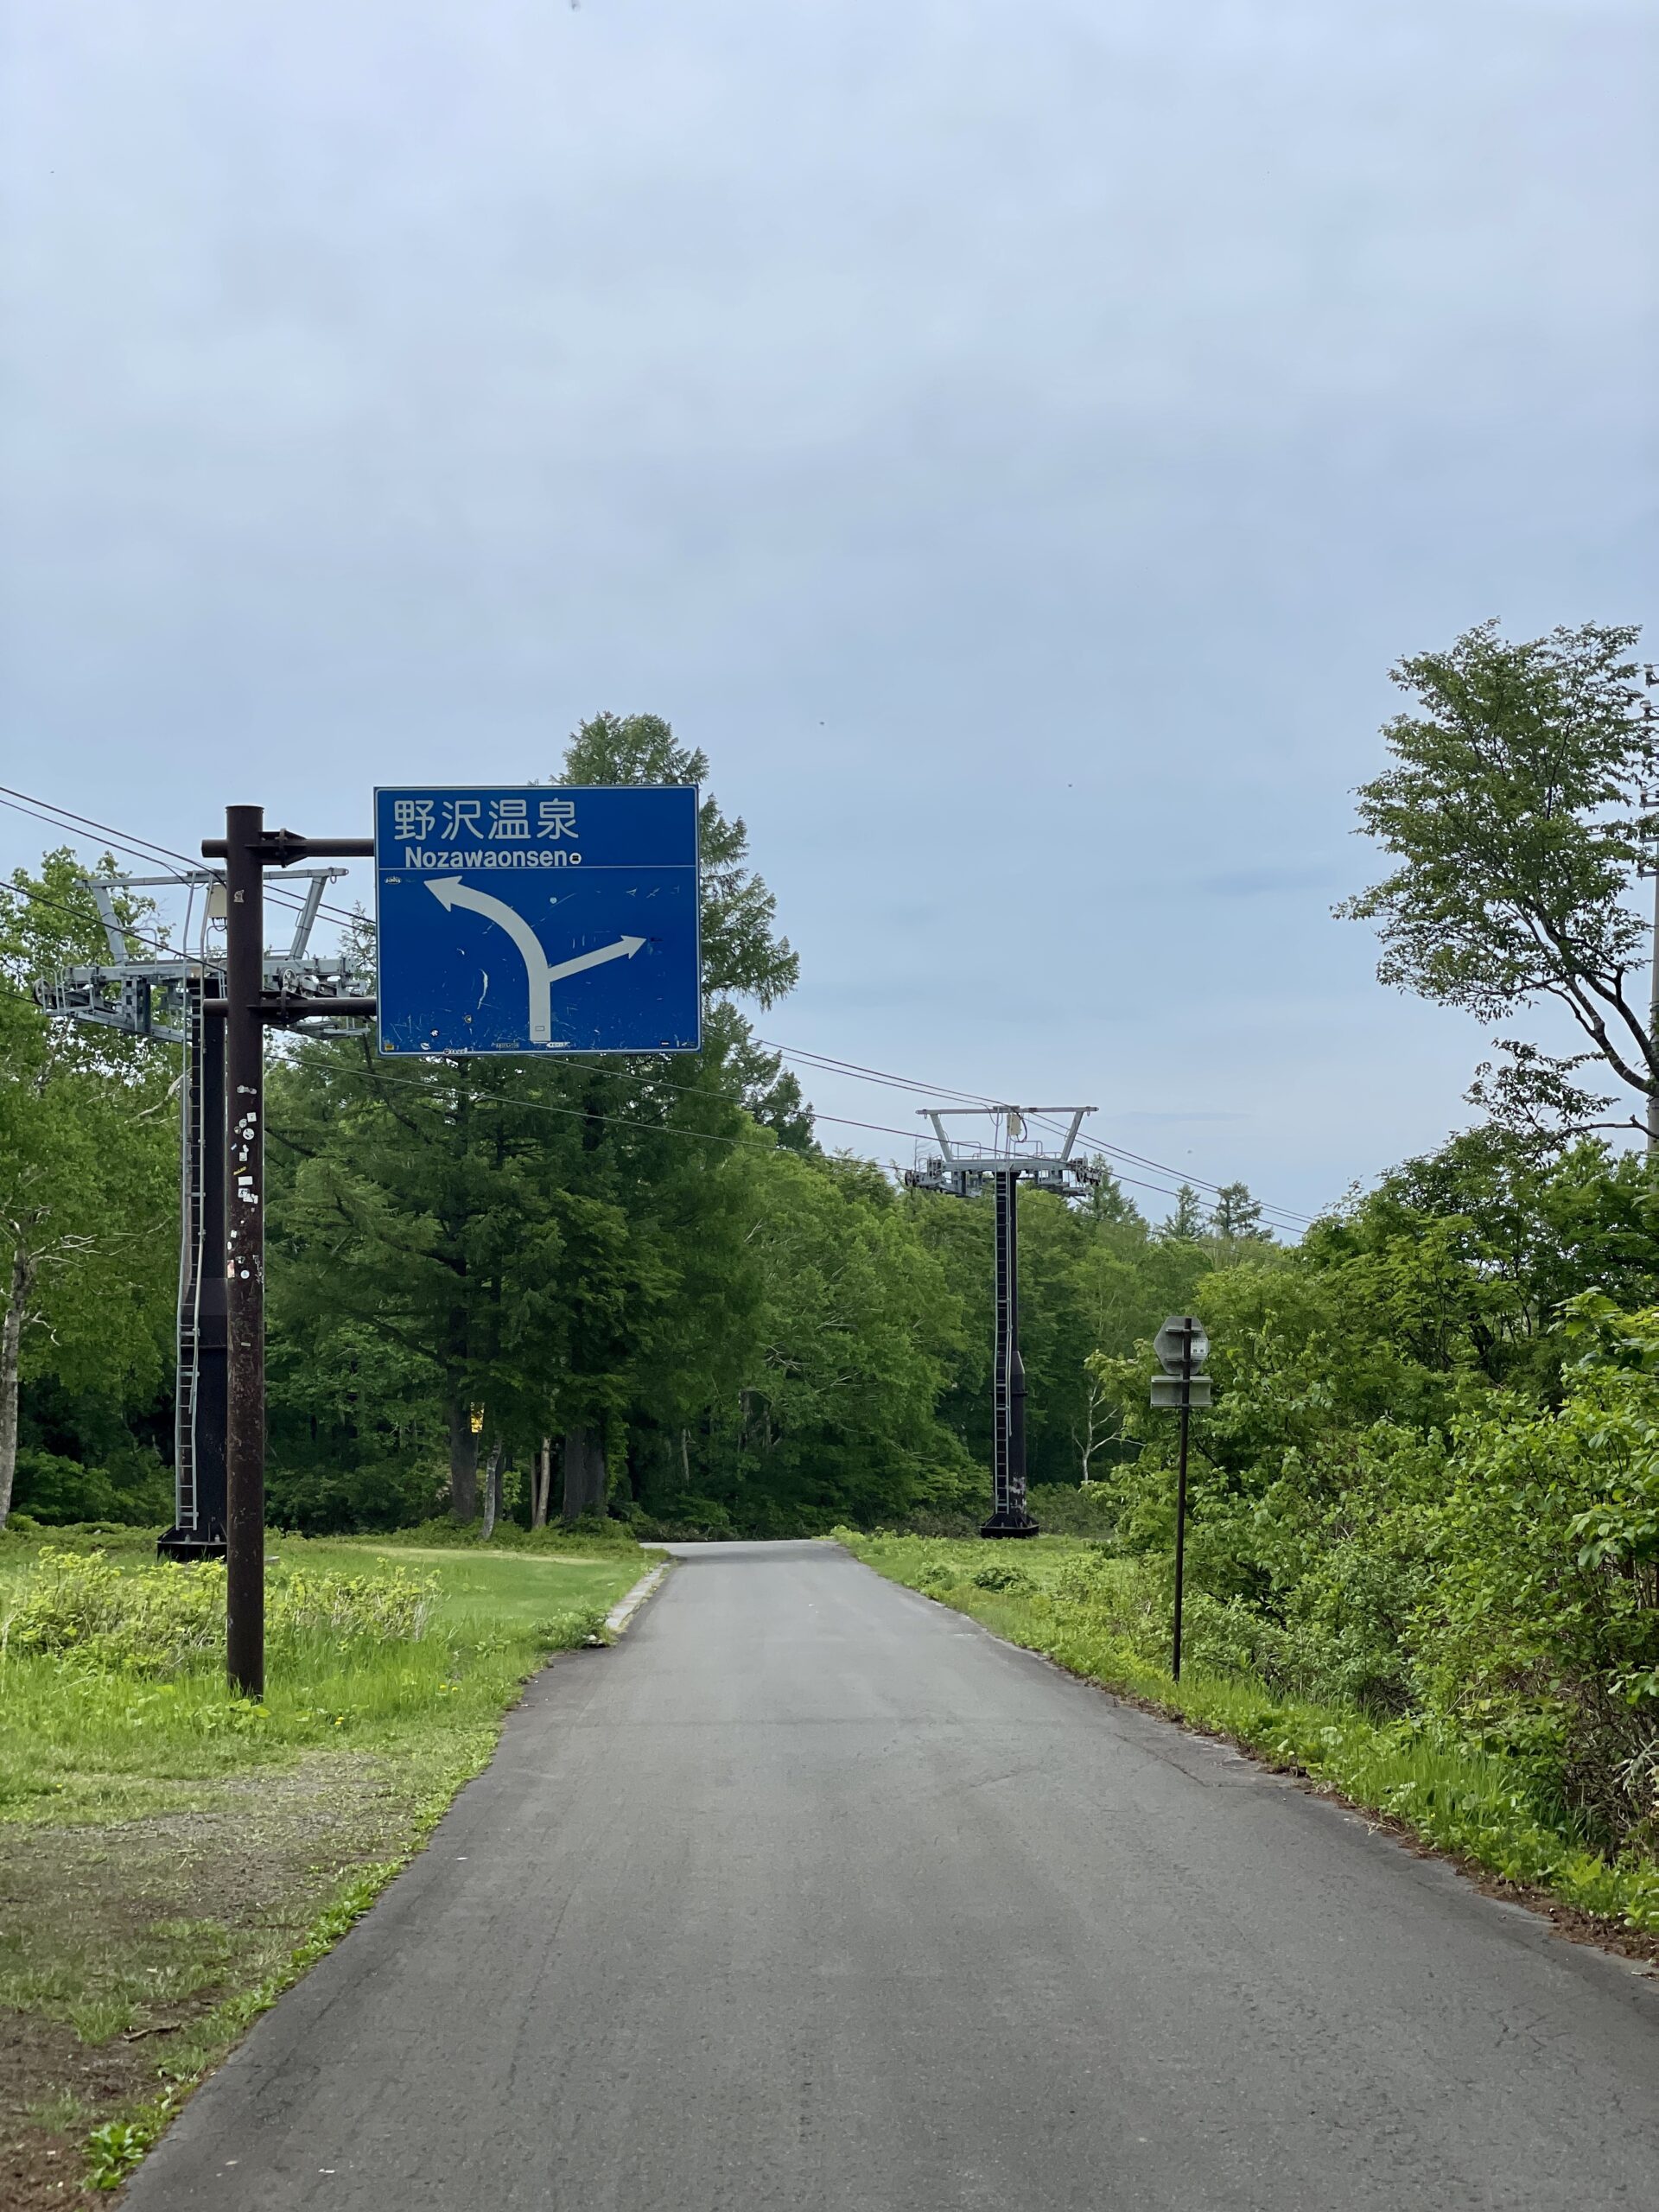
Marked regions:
[913,1560,963,1597]
[0,1548,436,1677]
[10,1446,172,1529]
[1025,1484,1123,1538]
[266,1457,447,1537]
[967,1560,1035,1593]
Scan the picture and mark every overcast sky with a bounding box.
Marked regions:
[2,0,1654,1225]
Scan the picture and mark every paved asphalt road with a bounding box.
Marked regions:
[128,1541,1659,2210]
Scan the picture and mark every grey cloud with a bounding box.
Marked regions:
[2,0,1653,1217]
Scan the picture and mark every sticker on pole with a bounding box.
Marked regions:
[373,785,701,1056]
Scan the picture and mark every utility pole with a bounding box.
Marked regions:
[204,810,375,1696]
[222,808,265,1697]
[906,1104,1096,1539]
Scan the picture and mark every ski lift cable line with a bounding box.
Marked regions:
[0,881,1152,1168]
[758,1037,1315,1229]
[3,812,1312,1224]
[284,1041,1148,1161]
[764,1049,1313,1229]
[0,880,941,1151]
[0,880,1215,1198]
[0,786,353,928]
[1,797,1277,1212]
[0,873,182,960]
[0,784,1297,1210]
[282,1046,1224,1203]
[1041,1116,1314,1230]
[0,880,1042,1163]
[754,1039,1004,1110]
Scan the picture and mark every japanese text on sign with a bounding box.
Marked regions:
[390,794,582,871]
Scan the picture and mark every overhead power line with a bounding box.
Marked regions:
[758,1038,1315,1229]
[0,785,364,931]
[0,872,180,959]
[0,879,954,1158]
[281,1042,1268,1209]
[3,791,1315,1224]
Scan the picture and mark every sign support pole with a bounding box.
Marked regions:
[204,815,375,1699]
[223,805,266,1699]
[1151,1314,1211,1685]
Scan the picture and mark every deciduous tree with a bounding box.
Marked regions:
[1339,620,1655,1137]
[0,857,176,1527]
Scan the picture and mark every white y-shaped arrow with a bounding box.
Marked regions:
[426,877,645,1043]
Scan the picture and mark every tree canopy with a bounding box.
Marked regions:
[1338,620,1656,1137]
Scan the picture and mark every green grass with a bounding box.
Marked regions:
[0,1530,642,1826]
[842,1530,1659,1937]
[0,1522,648,2200]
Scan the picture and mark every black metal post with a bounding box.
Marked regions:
[196,970,229,1545]
[1172,1328,1191,1682]
[982,1168,1037,1538]
[991,1170,1010,1522]
[224,805,265,1698]
[1007,1173,1028,1519]
[159,972,229,1562]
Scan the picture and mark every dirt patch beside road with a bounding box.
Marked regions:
[0,1753,422,2205]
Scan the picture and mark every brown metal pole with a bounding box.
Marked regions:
[223,805,265,1697]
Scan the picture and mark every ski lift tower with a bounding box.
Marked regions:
[33,871,371,1560]
[906,1105,1096,1538]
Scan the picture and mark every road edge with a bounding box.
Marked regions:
[841,1539,1659,1978]
[605,1560,671,1637]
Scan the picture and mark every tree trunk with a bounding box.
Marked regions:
[0,1244,35,1531]
[680,1428,690,1491]
[447,1396,479,1522]
[531,1437,552,1529]
[561,1425,607,1523]
[480,1437,504,1541]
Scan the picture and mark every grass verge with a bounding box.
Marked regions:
[0,1524,646,2204]
[841,1531,1659,1945]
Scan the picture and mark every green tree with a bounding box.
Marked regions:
[1338,620,1655,1136]
[560,711,798,1007]
[699,1152,971,1532]
[1209,1181,1270,1243]
[265,714,806,1528]
[0,857,177,1528]
[1160,1184,1206,1240]
[1081,1162,1146,1227]
[1068,1206,1211,1480]
[267,1039,761,1522]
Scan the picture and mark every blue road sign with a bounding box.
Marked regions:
[374,785,701,1056]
